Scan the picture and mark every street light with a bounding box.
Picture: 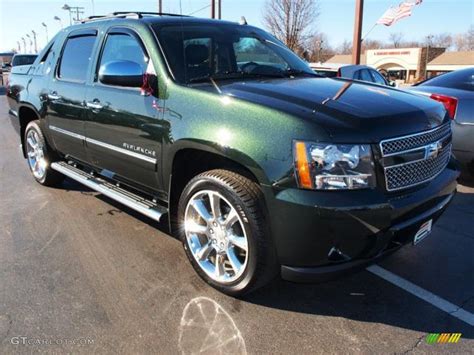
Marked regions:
[25,34,32,53]
[62,4,84,24]
[54,16,63,29]
[42,22,49,45]
[16,41,21,53]
[62,4,72,25]
[31,30,38,53]
[21,37,26,53]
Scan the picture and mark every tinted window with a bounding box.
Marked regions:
[34,42,55,75]
[370,70,387,85]
[154,24,314,84]
[419,68,474,91]
[99,33,148,73]
[12,55,37,66]
[58,35,96,82]
[357,69,373,82]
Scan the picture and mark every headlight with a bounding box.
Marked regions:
[294,141,376,190]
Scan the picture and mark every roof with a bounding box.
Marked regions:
[324,54,366,65]
[79,12,238,27]
[428,51,474,66]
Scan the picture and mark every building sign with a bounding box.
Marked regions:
[373,50,412,56]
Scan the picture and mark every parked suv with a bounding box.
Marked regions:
[7,13,459,296]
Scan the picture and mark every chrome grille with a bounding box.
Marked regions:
[380,123,451,156]
[385,144,452,191]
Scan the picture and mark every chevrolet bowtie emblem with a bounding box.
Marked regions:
[425,141,443,159]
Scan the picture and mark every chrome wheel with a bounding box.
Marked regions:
[26,129,47,180]
[184,190,249,284]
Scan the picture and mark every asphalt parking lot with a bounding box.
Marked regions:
[0,92,473,354]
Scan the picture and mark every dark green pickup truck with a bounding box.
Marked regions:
[7,12,459,296]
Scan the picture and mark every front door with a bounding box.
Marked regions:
[46,29,98,163]
[84,28,164,192]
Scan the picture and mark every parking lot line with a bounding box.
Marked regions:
[367,265,474,326]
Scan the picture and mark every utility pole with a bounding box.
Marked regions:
[352,0,364,64]
[211,0,215,19]
[158,0,162,13]
[218,0,221,19]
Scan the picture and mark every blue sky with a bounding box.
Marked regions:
[1,0,472,52]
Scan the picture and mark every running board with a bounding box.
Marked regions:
[51,161,167,222]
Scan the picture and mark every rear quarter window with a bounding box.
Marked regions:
[58,35,96,82]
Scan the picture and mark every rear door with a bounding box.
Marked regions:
[84,27,163,191]
[46,29,98,162]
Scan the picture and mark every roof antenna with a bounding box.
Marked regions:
[239,16,247,25]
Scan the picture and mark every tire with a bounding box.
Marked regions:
[24,120,64,186]
[178,169,278,296]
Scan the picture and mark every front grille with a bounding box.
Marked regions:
[380,123,451,156]
[385,144,452,191]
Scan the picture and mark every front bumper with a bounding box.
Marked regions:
[261,159,459,282]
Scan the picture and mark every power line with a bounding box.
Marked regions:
[187,4,211,16]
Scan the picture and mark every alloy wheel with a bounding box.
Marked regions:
[184,190,249,284]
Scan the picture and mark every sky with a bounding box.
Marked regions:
[0,0,473,52]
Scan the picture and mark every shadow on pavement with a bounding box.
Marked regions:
[0,87,6,96]
[56,170,474,338]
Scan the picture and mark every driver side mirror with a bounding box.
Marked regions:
[99,60,143,88]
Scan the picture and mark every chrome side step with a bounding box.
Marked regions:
[51,161,167,222]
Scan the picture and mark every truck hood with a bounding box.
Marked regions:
[218,77,447,143]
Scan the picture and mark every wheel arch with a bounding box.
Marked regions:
[165,139,270,233]
[18,104,43,158]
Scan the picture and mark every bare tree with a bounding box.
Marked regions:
[262,0,320,53]
[430,33,453,50]
[389,32,404,48]
[336,39,352,54]
[454,25,474,51]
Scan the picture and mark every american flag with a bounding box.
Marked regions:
[377,1,422,27]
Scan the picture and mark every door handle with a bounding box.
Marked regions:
[48,91,61,100]
[86,100,103,110]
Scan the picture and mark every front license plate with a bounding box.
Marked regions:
[413,219,433,245]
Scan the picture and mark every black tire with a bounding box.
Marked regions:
[24,120,64,186]
[178,169,278,296]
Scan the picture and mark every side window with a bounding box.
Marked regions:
[58,35,96,82]
[99,33,148,74]
[370,70,387,85]
[358,69,373,82]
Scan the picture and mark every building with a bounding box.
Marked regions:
[324,48,474,84]
[0,52,15,65]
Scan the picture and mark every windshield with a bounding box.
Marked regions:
[153,23,315,84]
[12,55,37,67]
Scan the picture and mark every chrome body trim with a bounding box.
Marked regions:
[85,138,157,164]
[48,125,157,164]
[49,125,86,140]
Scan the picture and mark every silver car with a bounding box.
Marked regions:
[410,68,474,174]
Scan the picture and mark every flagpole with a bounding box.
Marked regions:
[361,23,378,42]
